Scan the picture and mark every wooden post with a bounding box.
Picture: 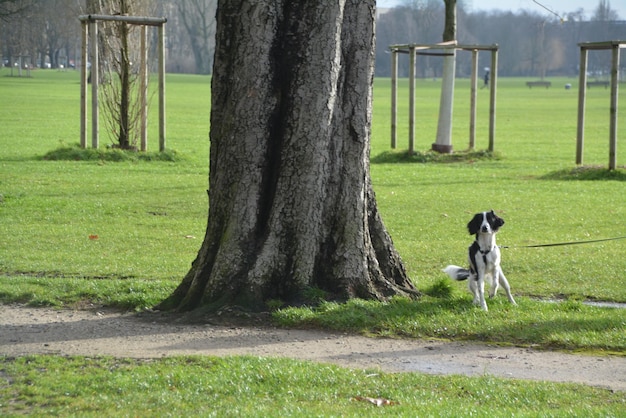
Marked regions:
[80,21,88,149]
[391,49,398,149]
[158,23,166,152]
[469,49,478,149]
[576,47,588,165]
[140,25,148,152]
[89,20,99,149]
[609,43,619,170]
[488,47,498,152]
[409,45,416,155]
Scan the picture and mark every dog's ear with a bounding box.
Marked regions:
[467,213,482,235]
[489,210,505,231]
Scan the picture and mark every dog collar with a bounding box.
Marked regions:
[475,241,493,255]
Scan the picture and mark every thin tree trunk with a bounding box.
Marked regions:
[433,0,456,154]
[118,20,131,148]
[158,0,418,313]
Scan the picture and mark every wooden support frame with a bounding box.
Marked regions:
[576,40,625,170]
[79,14,167,151]
[390,42,499,153]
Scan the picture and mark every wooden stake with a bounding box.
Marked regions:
[159,24,166,152]
[469,49,478,149]
[409,46,416,155]
[488,48,498,152]
[90,21,99,149]
[391,49,398,149]
[576,48,588,165]
[80,22,88,149]
[609,44,620,170]
[140,25,148,152]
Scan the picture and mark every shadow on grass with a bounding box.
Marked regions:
[370,149,500,164]
[273,296,626,353]
[0,273,176,311]
[541,166,626,181]
[39,144,185,163]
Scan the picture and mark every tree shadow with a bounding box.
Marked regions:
[275,296,625,352]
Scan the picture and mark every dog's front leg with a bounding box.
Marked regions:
[489,271,500,299]
[477,277,488,311]
[497,269,517,305]
[471,276,488,311]
[468,278,480,305]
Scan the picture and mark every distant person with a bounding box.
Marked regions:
[482,70,490,89]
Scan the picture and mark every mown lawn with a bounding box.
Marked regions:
[1,355,624,417]
[0,68,624,415]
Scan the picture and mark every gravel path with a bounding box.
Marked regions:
[1,305,624,392]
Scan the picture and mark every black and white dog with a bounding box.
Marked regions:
[443,210,516,311]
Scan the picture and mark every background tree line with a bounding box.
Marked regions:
[0,0,216,74]
[376,0,625,78]
[0,0,624,78]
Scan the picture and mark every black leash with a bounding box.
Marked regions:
[501,235,626,249]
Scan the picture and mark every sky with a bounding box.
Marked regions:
[377,0,626,20]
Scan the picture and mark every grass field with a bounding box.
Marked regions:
[1,68,625,315]
[2,355,624,417]
[1,68,625,415]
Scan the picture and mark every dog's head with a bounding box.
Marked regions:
[467,210,504,236]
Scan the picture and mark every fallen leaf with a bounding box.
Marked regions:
[352,396,397,407]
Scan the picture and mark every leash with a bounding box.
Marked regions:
[501,235,626,249]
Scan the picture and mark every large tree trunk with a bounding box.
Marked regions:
[158,0,418,313]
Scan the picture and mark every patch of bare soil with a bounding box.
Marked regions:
[1,305,624,392]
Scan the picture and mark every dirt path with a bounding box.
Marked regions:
[1,305,624,392]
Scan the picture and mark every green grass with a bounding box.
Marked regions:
[1,69,625,332]
[1,67,626,415]
[1,355,624,417]
[0,274,175,310]
[370,76,626,305]
[275,296,626,353]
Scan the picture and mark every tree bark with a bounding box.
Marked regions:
[158,0,418,313]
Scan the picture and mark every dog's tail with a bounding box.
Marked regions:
[443,265,470,281]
